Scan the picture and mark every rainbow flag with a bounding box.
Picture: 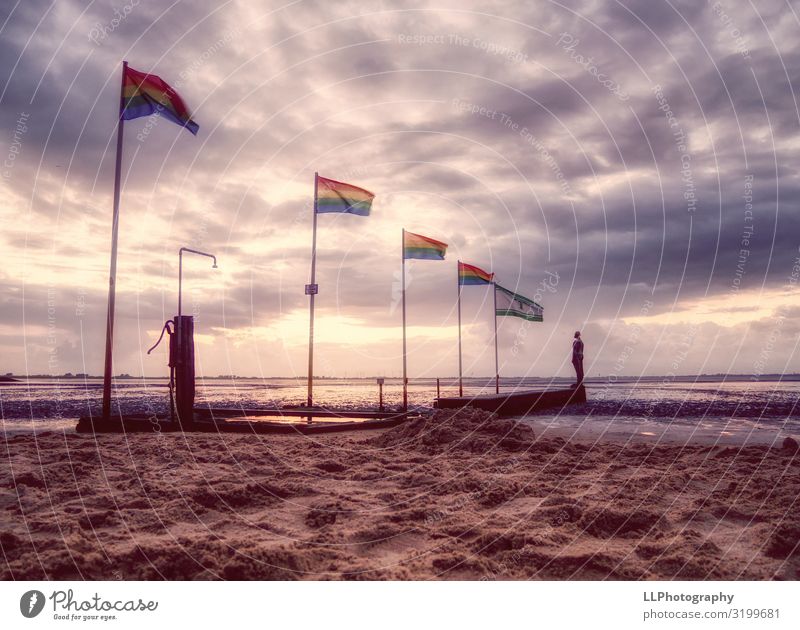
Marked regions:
[316,175,375,216]
[458,261,494,285]
[403,231,447,260]
[122,65,199,135]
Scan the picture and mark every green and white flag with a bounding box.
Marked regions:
[495,284,543,322]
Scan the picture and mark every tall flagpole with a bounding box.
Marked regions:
[493,282,499,394]
[101,60,128,421]
[457,262,463,397]
[307,172,319,408]
[401,229,408,411]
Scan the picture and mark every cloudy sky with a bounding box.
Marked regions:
[1,0,799,381]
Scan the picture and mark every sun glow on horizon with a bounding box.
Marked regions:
[622,287,800,327]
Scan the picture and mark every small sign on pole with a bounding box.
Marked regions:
[305,283,319,295]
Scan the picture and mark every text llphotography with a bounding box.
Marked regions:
[0,0,797,628]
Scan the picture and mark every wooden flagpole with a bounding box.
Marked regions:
[307,172,319,409]
[457,262,463,397]
[493,282,499,394]
[101,60,128,421]
[401,229,408,411]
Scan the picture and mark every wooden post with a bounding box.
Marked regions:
[378,377,384,412]
[307,172,319,411]
[493,282,499,394]
[101,60,128,421]
[176,248,216,402]
[436,377,440,399]
[173,315,195,428]
[401,229,408,411]
[457,262,463,397]
[178,248,183,317]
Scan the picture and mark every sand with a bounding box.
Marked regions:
[1,408,799,580]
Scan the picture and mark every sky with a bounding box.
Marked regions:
[1,0,799,380]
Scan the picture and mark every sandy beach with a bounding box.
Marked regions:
[2,408,798,580]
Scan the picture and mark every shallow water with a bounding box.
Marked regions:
[1,377,798,433]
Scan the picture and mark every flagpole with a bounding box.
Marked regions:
[457,262,463,397]
[493,282,499,394]
[307,172,319,409]
[401,229,408,411]
[101,60,128,422]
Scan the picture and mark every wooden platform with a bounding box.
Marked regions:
[76,409,413,435]
[434,385,586,416]
[195,407,402,420]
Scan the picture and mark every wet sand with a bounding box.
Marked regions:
[526,414,799,447]
[1,409,798,580]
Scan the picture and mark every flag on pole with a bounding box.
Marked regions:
[103,61,199,421]
[403,231,447,260]
[458,261,494,285]
[122,65,199,135]
[315,175,375,216]
[495,284,543,321]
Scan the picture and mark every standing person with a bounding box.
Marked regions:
[571,331,584,387]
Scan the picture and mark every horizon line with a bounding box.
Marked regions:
[5,373,800,381]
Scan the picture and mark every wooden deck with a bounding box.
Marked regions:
[76,408,414,435]
[195,407,403,420]
[434,385,586,416]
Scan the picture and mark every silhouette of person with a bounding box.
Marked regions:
[572,331,584,387]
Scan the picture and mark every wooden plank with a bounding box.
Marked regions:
[434,386,586,416]
[75,412,413,435]
[195,407,404,420]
